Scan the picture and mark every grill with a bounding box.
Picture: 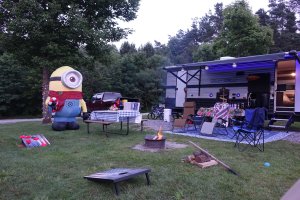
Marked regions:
[144,135,166,149]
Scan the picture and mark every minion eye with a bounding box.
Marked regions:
[61,70,82,89]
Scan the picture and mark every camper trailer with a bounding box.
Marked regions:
[163,50,300,119]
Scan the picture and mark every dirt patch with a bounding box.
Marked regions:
[132,141,188,152]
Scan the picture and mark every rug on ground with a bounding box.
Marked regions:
[166,127,293,144]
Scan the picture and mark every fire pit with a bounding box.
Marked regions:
[144,135,166,149]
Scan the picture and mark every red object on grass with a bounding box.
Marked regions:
[20,135,31,139]
[25,139,31,144]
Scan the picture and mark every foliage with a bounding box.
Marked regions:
[116,45,169,110]
[0,0,140,116]
[194,3,224,43]
[168,3,224,64]
[139,42,155,58]
[120,41,137,55]
[0,53,33,116]
[213,0,273,57]
[256,0,300,52]
[1,0,299,117]
[0,121,300,199]
[193,43,218,61]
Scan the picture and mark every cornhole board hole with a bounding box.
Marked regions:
[84,168,151,195]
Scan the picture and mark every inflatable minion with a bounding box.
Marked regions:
[45,66,89,131]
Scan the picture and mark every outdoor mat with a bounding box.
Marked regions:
[166,127,293,144]
[20,134,50,148]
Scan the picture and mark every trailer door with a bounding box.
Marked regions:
[175,70,187,107]
[275,60,296,113]
[295,58,300,112]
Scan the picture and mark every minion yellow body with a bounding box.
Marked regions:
[45,66,88,131]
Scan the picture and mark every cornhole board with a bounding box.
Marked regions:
[21,134,50,148]
[84,168,151,195]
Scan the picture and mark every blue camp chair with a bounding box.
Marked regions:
[233,108,266,152]
[231,109,256,139]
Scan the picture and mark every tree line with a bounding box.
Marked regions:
[0,0,299,117]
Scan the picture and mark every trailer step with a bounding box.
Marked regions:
[267,113,295,133]
[270,118,289,121]
[268,125,286,128]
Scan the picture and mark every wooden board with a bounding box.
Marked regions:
[191,160,218,169]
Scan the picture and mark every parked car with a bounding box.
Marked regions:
[86,92,122,112]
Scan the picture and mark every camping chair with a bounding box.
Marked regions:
[234,107,266,152]
[200,102,230,136]
[172,101,196,131]
[231,108,256,139]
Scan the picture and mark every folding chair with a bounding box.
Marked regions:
[191,115,205,130]
[234,107,266,152]
[200,102,230,135]
[172,102,196,131]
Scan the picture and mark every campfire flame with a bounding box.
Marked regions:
[153,126,163,140]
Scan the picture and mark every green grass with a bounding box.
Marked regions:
[0,121,300,200]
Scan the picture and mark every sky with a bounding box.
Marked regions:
[113,0,269,49]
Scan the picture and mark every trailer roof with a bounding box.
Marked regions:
[163,51,299,72]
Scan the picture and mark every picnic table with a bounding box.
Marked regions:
[87,110,141,135]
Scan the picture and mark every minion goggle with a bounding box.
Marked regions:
[50,70,83,89]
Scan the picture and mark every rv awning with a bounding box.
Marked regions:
[163,51,299,72]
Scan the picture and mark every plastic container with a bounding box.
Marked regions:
[164,109,172,122]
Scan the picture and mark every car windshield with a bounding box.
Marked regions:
[103,93,121,102]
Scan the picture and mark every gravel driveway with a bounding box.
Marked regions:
[0,118,42,124]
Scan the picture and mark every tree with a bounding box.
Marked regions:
[0,53,31,116]
[167,3,224,64]
[267,0,300,52]
[140,42,155,58]
[286,0,300,20]
[194,3,224,43]
[256,9,270,26]
[153,41,170,57]
[136,68,164,110]
[193,43,218,62]
[213,0,273,57]
[0,0,140,117]
[120,41,137,55]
